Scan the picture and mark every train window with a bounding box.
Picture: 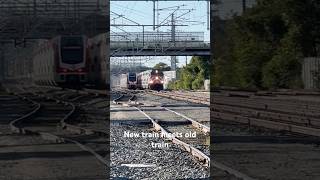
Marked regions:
[80,75,85,80]
[60,36,84,64]
[60,75,65,80]
[94,57,98,63]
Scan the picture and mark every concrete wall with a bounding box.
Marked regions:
[302,57,320,89]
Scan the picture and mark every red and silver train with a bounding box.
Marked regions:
[119,72,137,90]
[32,34,108,89]
[137,69,164,91]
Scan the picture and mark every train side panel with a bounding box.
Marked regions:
[119,74,128,89]
[138,70,151,89]
[88,33,109,89]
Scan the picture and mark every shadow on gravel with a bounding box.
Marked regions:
[213,135,320,145]
[110,109,138,112]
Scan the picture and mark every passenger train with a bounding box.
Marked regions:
[137,69,164,91]
[120,72,137,90]
[32,34,109,89]
[33,35,89,87]
[8,33,166,91]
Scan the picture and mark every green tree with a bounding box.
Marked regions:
[213,0,319,89]
[153,62,171,71]
[168,56,210,90]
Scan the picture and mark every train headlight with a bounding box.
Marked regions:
[149,80,153,84]
[161,81,164,83]
[155,76,159,80]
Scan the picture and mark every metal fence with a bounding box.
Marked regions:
[111,32,204,42]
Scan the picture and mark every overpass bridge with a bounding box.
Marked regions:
[110,32,210,57]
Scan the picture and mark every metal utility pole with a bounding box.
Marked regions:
[171,13,176,47]
[207,0,210,30]
[171,13,176,71]
[242,0,247,13]
[0,48,3,82]
[211,0,219,17]
[153,0,156,30]
[185,56,188,66]
[157,1,160,33]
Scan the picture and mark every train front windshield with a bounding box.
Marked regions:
[60,36,84,64]
[128,73,136,82]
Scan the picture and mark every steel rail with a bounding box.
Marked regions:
[213,104,320,128]
[212,111,320,137]
[212,161,257,180]
[9,94,41,134]
[8,89,108,166]
[112,94,124,104]
[134,106,210,167]
[148,90,210,105]
[163,107,210,133]
[136,104,257,179]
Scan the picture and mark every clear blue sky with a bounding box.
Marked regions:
[111,1,210,68]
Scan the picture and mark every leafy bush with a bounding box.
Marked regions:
[213,0,320,89]
[169,56,210,90]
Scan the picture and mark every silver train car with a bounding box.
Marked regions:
[120,72,137,90]
[87,33,109,89]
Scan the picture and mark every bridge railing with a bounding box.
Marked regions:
[111,31,204,42]
[110,31,209,50]
[110,40,210,50]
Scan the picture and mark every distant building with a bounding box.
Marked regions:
[302,57,320,89]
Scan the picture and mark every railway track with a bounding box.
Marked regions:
[6,87,109,167]
[111,89,260,180]
[147,90,320,137]
[136,106,210,165]
[148,90,210,105]
[0,94,36,135]
[212,95,320,137]
[112,90,210,166]
[211,90,320,179]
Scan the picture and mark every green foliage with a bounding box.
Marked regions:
[169,56,210,90]
[213,0,320,89]
[153,62,171,71]
[262,25,303,88]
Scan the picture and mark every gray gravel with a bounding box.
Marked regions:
[110,124,209,179]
